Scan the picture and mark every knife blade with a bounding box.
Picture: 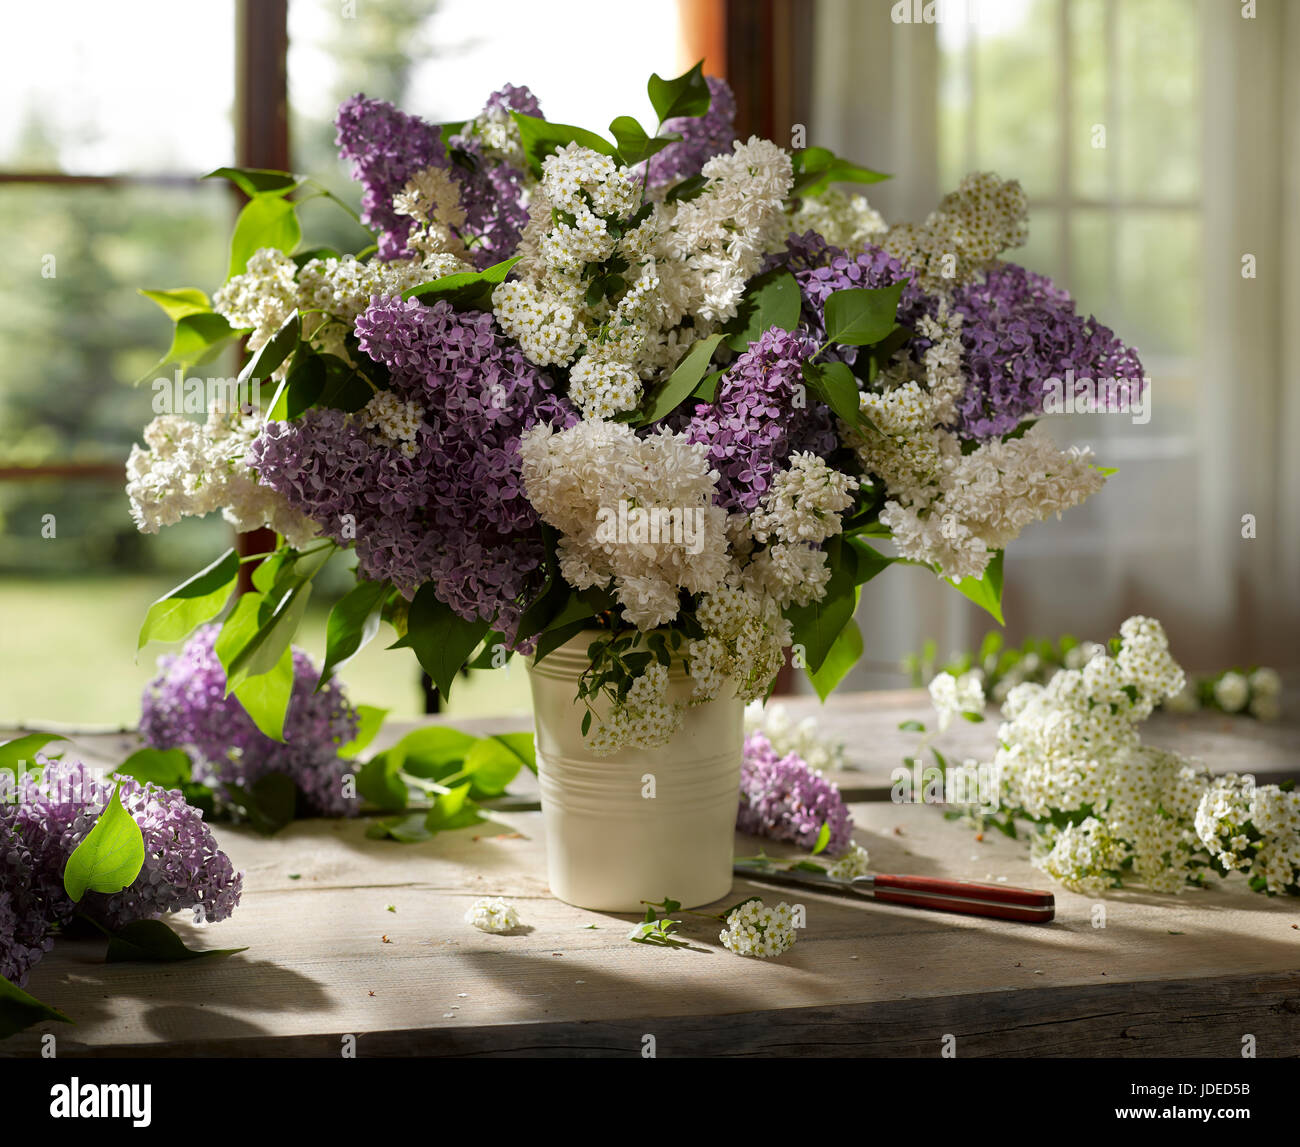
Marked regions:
[733,863,1055,924]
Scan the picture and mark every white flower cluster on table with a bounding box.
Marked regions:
[743,700,847,772]
[962,616,1300,896]
[719,898,799,958]
[464,896,521,933]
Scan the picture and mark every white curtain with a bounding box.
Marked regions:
[798,0,1300,690]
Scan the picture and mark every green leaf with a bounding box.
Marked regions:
[319,579,391,687]
[722,269,801,352]
[365,813,432,843]
[510,113,617,178]
[227,193,301,280]
[227,772,298,834]
[488,731,537,776]
[945,550,1005,625]
[105,919,246,964]
[389,584,491,701]
[608,116,678,167]
[139,287,212,321]
[823,283,906,346]
[648,61,711,124]
[337,704,388,759]
[790,146,889,198]
[424,783,484,833]
[357,754,408,812]
[137,311,237,383]
[204,166,302,198]
[0,974,72,1040]
[808,616,863,701]
[137,548,239,650]
[664,172,708,203]
[811,822,832,855]
[787,536,858,675]
[846,537,897,585]
[460,737,525,798]
[63,782,146,902]
[0,732,66,771]
[402,256,521,311]
[231,642,295,742]
[898,719,927,733]
[381,726,478,780]
[636,333,725,424]
[115,748,191,789]
[239,309,300,385]
[802,360,863,428]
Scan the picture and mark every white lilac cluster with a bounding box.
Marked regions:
[126,403,318,546]
[391,166,471,260]
[362,390,425,458]
[881,171,1029,292]
[493,143,656,417]
[719,898,798,958]
[688,585,790,704]
[585,663,684,754]
[747,453,859,607]
[219,245,468,356]
[826,842,871,880]
[495,138,792,417]
[928,670,986,733]
[518,420,731,629]
[787,188,887,253]
[743,700,846,772]
[464,896,521,933]
[972,616,1300,896]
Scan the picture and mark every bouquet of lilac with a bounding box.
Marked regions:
[127,65,1143,753]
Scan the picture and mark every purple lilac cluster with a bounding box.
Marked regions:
[139,627,360,817]
[253,300,575,634]
[684,326,836,512]
[776,231,934,364]
[646,75,738,188]
[735,732,854,856]
[335,94,449,261]
[446,85,541,270]
[948,262,1145,439]
[1,761,242,985]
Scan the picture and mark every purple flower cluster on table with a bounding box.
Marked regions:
[685,326,836,512]
[736,731,854,855]
[646,75,737,188]
[254,300,575,635]
[949,262,1145,439]
[139,626,359,817]
[336,94,448,261]
[1,761,242,986]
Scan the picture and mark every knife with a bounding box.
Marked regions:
[733,863,1055,924]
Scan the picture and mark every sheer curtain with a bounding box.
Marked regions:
[801,0,1300,691]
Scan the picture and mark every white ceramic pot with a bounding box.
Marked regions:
[526,630,744,912]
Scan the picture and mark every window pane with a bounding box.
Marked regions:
[1069,0,1109,202]
[1116,210,1201,357]
[1118,0,1199,201]
[0,1,234,174]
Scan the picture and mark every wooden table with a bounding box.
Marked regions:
[5,692,1299,1058]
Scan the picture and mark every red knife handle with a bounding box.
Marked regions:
[869,873,1055,924]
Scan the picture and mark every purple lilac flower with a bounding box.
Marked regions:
[335,94,448,261]
[139,627,360,817]
[736,732,854,855]
[646,75,738,188]
[948,262,1145,439]
[775,231,935,364]
[446,85,540,270]
[7,760,242,949]
[253,300,575,634]
[684,326,836,512]
[0,807,55,985]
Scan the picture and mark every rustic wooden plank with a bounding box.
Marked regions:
[6,797,1299,1057]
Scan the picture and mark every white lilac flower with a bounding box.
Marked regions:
[742,702,846,772]
[464,897,521,933]
[719,898,798,959]
[826,843,871,880]
[787,188,887,254]
[1213,671,1250,713]
[929,671,985,733]
[688,584,791,704]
